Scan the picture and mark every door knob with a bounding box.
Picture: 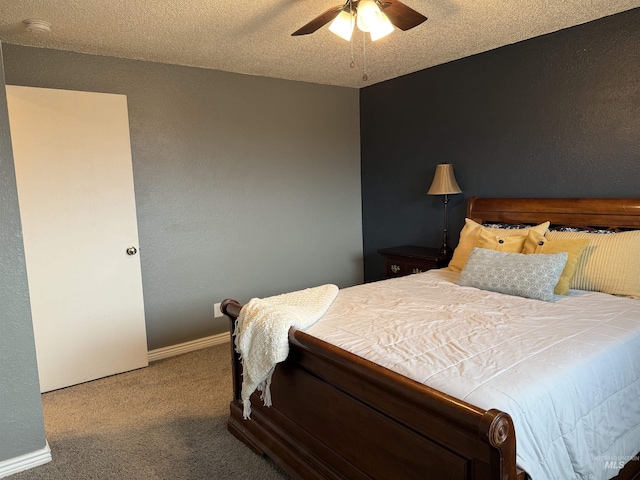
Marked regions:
[126,246,138,256]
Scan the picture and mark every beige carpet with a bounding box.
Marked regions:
[11,343,289,479]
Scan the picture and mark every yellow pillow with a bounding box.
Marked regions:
[546,230,640,297]
[522,230,589,295]
[477,229,527,252]
[449,218,550,272]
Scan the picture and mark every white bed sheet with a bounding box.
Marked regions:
[305,269,640,480]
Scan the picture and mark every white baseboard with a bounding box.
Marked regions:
[148,332,230,362]
[0,441,51,478]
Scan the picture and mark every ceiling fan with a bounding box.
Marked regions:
[292,0,427,41]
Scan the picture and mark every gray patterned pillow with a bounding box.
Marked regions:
[458,248,568,302]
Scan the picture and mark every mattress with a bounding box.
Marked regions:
[305,269,640,480]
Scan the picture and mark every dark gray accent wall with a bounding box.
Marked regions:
[2,45,362,350]
[0,44,47,463]
[360,8,640,282]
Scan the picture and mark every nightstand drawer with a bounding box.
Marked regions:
[378,245,451,279]
[383,259,435,278]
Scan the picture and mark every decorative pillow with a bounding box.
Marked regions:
[477,229,527,252]
[482,223,531,230]
[458,248,568,302]
[522,230,589,295]
[448,218,550,273]
[546,230,640,297]
[550,227,617,234]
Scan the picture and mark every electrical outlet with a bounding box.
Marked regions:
[214,302,222,318]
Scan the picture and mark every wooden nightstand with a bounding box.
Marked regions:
[378,245,451,279]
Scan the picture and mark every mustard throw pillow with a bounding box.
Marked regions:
[477,229,527,252]
[522,230,589,295]
[546,230,640,297]
[449,219,550,272]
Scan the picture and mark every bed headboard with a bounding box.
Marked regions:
[467,197,640,230]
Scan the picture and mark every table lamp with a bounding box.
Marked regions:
[427,163,462,256]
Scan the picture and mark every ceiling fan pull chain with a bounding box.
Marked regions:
[350,29,355,67]
[349,0,356,68]
[362,31,368,81]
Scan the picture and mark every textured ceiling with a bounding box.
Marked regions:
[0,0,639,89]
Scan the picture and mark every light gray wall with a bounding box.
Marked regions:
[2,45,362,350]
[0,44,47,463]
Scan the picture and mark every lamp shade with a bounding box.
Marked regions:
[427,163,462,195]
[329,9,355,41]
[369,13,394,41]
[356,0,384,32]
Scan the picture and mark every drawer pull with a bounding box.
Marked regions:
[412,268,422,274]
[390,264,401,273]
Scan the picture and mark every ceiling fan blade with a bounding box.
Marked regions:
[292,6,344,36]
[379,0,427,31]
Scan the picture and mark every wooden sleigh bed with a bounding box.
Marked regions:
[221,197,640,480]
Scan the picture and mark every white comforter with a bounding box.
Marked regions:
[305,269,640,480]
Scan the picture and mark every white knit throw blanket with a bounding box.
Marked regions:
[234,284,339,419]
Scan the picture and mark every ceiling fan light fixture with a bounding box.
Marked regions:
[329,9,356,41]
[369,13,394,41]
[356,0,383,33]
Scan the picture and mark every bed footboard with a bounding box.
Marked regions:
[222,299,522,480]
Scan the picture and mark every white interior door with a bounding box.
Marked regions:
[7,85,148,393]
